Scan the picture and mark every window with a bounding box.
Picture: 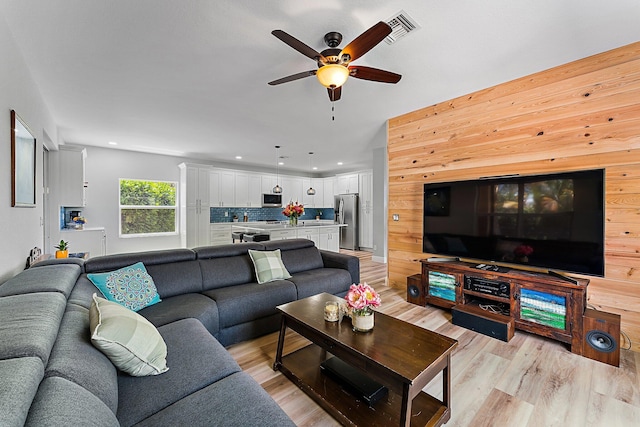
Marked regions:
[119,179,177,237]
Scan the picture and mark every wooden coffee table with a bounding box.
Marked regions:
[274,293,458,426]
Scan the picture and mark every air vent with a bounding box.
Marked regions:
[384,10,420,45]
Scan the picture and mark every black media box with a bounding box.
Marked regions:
[320,356,388,407]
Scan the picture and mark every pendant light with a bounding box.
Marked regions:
[306,152,316,195]
[273,145,282,194]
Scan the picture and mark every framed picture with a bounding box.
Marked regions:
[11,110,36,207]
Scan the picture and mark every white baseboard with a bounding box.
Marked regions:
[371,255,387,264]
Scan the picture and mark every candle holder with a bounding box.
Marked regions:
[324,301,339,322]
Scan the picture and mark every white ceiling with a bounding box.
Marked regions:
[2,0,639,174]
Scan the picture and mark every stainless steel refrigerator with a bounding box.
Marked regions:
[334,194,359,250]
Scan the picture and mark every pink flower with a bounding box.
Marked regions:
[345,283,381,315]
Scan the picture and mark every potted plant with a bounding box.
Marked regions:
[55,240,69,258]
[345,283,381,332]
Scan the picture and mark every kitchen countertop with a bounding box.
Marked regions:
[60,227,105,232]
[231,222,345,232]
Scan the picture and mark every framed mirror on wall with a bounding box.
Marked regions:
[11,110,37,207]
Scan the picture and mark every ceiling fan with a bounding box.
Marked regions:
[268,21,402,101]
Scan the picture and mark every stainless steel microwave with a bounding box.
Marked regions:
[262,193,282,207]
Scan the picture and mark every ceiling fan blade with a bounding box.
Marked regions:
[349,66,401,83]
[268,70,317,86]
[340,21,392,63]
[272,30,326,62]
[327,86,342,101]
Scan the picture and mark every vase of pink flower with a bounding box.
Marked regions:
[345,283,381,332]
[514,244,534,263]
[282,201,304,226]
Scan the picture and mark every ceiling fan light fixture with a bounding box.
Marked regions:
[316,64,349,88]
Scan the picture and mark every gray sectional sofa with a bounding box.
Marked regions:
[0,239,359,426]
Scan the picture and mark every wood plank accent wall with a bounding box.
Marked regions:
[387,41,640,352]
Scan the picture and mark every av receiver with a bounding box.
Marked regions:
[464,276,510,298]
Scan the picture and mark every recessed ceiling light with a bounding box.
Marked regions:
[278,161,284,166]
[337,162,343,165]
[108,141,118,145]
[312,167,318,170]
[235,156,242,160]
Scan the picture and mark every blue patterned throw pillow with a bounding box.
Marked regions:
[87,262,161,311]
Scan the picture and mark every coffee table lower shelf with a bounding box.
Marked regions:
[277,344,448,427]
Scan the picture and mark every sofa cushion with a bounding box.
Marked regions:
[248,249,292,284]
[133,372,295,427]
[85,249,203,298]
[90,294,169,377]
[68,276,101,309]
[46,305,119,412]
[116,318,241,426]
[262,239,324,274]
[88,262,161,311]
[0,263,81,298]
[0,357,44,427]
[198,253,259,290]
[288,268,353,299]
[204,281,297,328]
[0,292,66,364]
[25,376,119,427]
[138,293,220,336]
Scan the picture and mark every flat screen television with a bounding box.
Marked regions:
[423,169,605,276]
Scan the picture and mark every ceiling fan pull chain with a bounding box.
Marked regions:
[331,88,336,121]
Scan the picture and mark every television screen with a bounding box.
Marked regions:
[423,169,604,276]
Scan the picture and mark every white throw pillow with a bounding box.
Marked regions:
[89,293,168,376]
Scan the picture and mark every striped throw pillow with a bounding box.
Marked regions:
[89,294,168,376]
[248,249,292,284]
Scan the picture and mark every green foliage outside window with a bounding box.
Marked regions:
[119,179,177,236]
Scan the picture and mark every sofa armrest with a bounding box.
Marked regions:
[319,250,359,284]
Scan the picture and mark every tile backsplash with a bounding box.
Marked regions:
[210,207,335,223]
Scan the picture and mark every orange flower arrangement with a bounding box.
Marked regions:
[282,201,304,218]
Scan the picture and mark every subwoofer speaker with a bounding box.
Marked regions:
[582,308,620,367]
[406,274,425,306]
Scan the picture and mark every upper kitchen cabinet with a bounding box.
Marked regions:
[323,177,335,207]
[58,146,87,207]
[281,176,303,205]
[302,178,324,208]
[235,172,262,207]
[335,173,359,194]
[210,169,235,207]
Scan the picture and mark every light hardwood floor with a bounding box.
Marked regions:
[227,250,640,426]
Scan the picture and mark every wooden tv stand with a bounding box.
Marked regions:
[420,259,589,355]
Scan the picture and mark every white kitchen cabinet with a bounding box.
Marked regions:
[262,174,277,194]
[336,173,359,194]
[235,172,249,207]
[323,177,335,208]
[210,223,232,246]
[302,178,324,208]
[58,146,87,207]
[270,228,298,241]
[210,169,235,207]
[318,226,340,252]
[248,175,262,207]
[60,227,106,257]
[179,163,211,248]
[281,176,303,205]
[358,170,373,249]
[296,227,320,247]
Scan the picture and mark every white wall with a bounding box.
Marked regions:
[0,14,57,283]
[53,146,187,255]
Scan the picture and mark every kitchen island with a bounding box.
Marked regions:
[230,221,346,252]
